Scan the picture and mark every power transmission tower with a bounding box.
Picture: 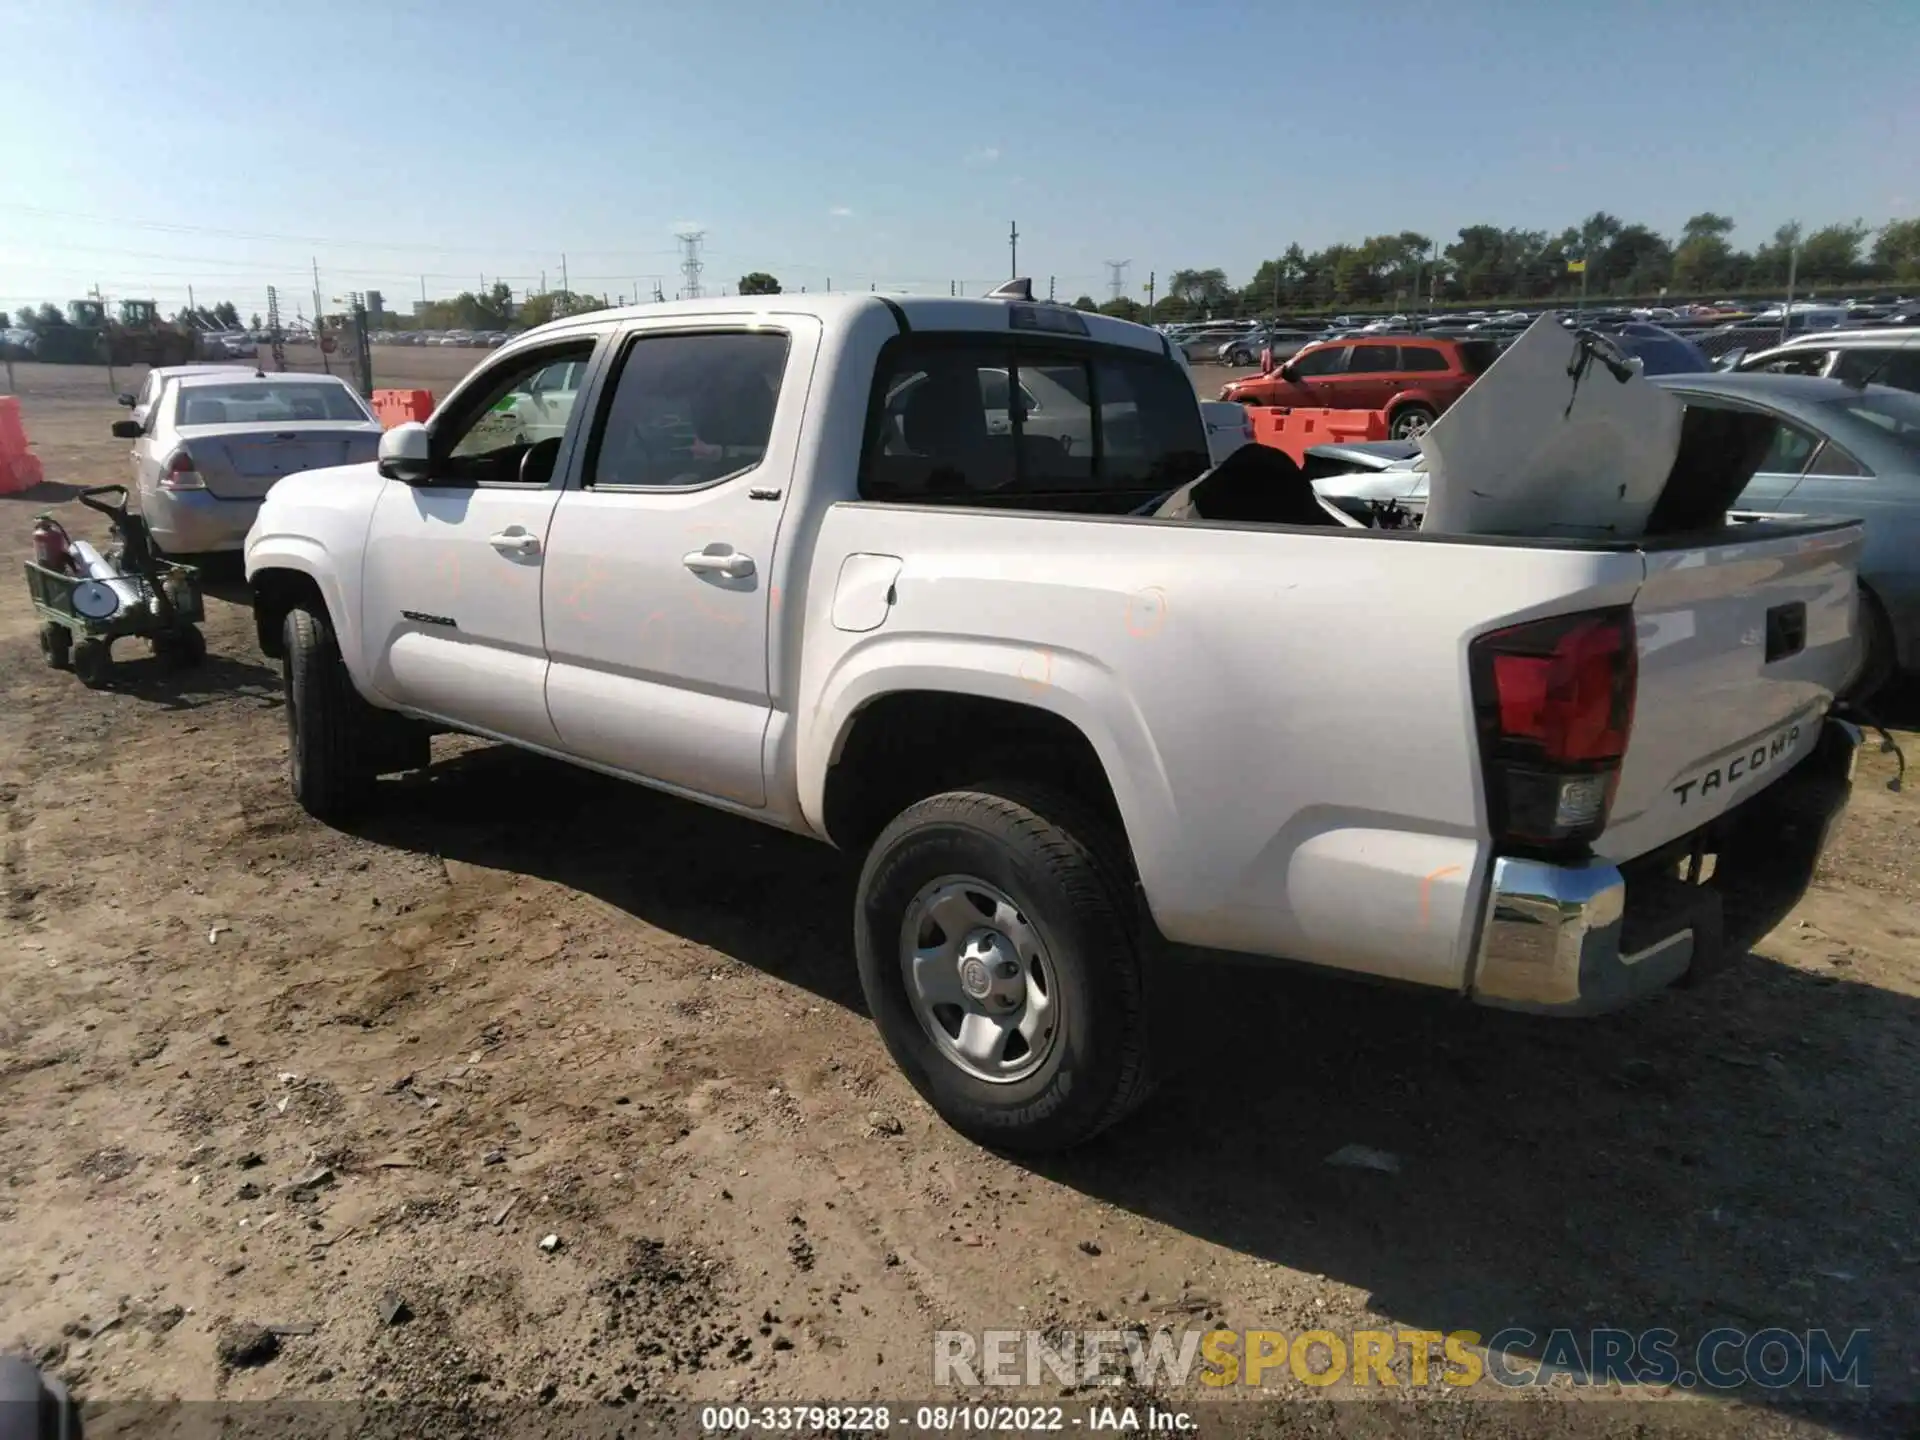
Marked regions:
[1105,260,1131,303]
[676,231,707,300]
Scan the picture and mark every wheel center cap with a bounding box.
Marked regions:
[958,955,993,999]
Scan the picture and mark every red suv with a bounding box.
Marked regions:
[1220,335,1500,438]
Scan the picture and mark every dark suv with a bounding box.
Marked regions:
[1218,335,1501,438]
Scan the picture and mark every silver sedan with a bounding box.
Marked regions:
[110,372,383,555]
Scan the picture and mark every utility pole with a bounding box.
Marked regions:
[1008,220,1019,278]
[266,285,286,373]
[419,275,427,307]
[1780,231,1801,345]
[561,253,569,298]
[1145,270,1155,319]
[1048,276,1055,302]
[312,258,330,374]
[188,284,196,315]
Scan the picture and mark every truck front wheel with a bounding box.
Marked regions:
[283,605,381,821]
[854,783,1155,1152]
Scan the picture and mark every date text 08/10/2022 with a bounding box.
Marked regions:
[700,1404,1196,1433]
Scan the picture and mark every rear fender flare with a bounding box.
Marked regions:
[802,637,1181,904]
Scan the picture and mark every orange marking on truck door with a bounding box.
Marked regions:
[1420,865,1462,927]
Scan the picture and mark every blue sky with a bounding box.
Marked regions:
[1,0,1913,320]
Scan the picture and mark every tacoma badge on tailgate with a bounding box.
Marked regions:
[1672,720,1804,807]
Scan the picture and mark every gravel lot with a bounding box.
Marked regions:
[1,350,1915,1436]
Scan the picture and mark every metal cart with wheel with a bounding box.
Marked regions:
[22,485,206,689]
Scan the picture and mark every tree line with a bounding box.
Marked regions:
[1069,214,1920,323]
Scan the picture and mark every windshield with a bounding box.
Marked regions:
[1824,388,1920,455]
[174,380,372,425]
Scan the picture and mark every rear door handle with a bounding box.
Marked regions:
[683,549,755,578]
[489,530,540,555]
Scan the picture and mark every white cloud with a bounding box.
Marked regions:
[964,146,1001,167]
[829,206,854,218]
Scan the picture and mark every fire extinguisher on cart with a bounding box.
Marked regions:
[30,515,77,575]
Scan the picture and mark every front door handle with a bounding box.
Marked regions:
[682,548,755,578]
[489,530,540,555]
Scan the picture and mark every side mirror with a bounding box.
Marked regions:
[117,392,137,408]
[377,422,434,483]
[110,419,142,439]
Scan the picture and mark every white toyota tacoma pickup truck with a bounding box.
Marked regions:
[245,287,1865,1151]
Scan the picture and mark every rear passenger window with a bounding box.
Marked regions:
[862,341,1207,508]
[586,331,788,489]
[1400,346,1448,372]
[1755,420,1821,476]
[1347,345,1397,373]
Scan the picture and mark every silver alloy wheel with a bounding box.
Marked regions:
[1393,410,1432,438]
[900,875,1061,1084]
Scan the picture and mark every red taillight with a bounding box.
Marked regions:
[1470,608,1637,854]
[160,451,204,490]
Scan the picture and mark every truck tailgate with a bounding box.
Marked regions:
[1598,519,1863,861]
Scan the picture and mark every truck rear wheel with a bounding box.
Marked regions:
[854,783,1155,1152]
[283,605,380,821]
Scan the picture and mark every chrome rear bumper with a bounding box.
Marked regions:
[1470,718,1860,1015]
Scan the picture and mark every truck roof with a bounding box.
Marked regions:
[524,292,1171,357]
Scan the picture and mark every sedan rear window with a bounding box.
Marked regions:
[1824,387,1920,455]
[175,381,371,425]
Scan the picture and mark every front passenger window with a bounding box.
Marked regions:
[438,341,598,485]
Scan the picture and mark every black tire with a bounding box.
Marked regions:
[1846,587,1897,703]
[38,623,71,672]
[71,639,112,689]
[283,605,380,821]
[1389,403,1437,439]
[854,782,1155,1153]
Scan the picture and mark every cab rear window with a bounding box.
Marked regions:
[861,336,1208,512]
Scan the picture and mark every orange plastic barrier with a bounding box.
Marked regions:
[1247,407,1390,466]
[0,396,41,494]
[372,388,435,429]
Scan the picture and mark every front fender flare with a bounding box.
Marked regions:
[245,533,366,680]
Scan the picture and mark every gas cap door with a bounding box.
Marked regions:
[831,553,902,633]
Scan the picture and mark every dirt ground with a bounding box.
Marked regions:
[1,352,1916,1436]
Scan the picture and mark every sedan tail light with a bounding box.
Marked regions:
[160,451,204,490]
[1468,607,1637,855]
